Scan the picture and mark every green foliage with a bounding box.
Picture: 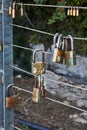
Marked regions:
[13,31,32,72]
[82,44,87,56]
[13,0,87,72]
[48,1,66,24]
[33,0,47,3]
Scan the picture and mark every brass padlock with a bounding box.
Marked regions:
[32,77,41,103]
[64,35,76,66]
[0,42,3,51]
[6,84,18,108]
[76,7,79,16]
[69,7,73,16]
[73,7,76,16]
[12,2,20,18]
[52,33,64,64]
[9,2,12,15]
[40,76,45,97]
[20,2,24,16]
[32,50,46,75]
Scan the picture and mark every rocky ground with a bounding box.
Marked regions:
[14,71,87,130]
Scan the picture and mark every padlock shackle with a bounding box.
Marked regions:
[56,34,63,48]
[32,49,45,63]
[53,33,59,48]
[67,35,74,50]
[13,2,16,9]
[6,84,15,97]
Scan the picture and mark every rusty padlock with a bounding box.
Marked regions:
[6,84,18,108]
[64,35,76,66]
[52,33,64,64]
[40,76,45,97]
[32,50,46,75]
[32,76,41,103]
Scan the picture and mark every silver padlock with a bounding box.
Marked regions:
[64,35,76,66]
[52,33,64,64]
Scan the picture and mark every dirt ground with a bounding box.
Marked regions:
[14,77,87,130]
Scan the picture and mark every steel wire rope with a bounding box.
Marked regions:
[12,85,87,113]
[11,44,87,61]
[10,64,87,91]
[10,23,87,41]
[44,76,87,91]
[10,44,52,55]
[16,3,87,10]
[11,124,22,130]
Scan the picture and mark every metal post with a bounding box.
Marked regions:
[0,0,13,129]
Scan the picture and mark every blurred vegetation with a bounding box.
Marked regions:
[13,0,87,70]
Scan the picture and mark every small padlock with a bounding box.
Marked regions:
[32,50,46,75]
[70,7,73,16]
[9,2,12,15]
[0,42,3,51]
[52,33,64,64]
[73,7,76,16]
[67,8,70,16]
[12,2,16,18]
[32,76,41,103]
[40,76,45,97]
[76,7,79,16]
[6,84,18,108]
[64,35,76,66]
[12,2,20,18]
[20,2,24,16]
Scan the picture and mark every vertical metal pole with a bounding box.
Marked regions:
[1,0,13,129]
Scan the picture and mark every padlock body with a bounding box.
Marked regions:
[32,62,46,75]
[6,95,18,108]
[12,8,20,18]
[53,48,63,63]
[64,51,76,66]
[32,88,40,103]
[41,88,45,97]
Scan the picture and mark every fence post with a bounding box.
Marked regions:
[0,0,14,129]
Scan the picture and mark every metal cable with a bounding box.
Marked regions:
[11,44,87,60]
[10,64,35,77]
[13,85,87,113]
[11,124,22,130]
[16,3,87,10]
[13,85,32,94]
[11,44,52,55]
[10,65,87,91]
[10,23,54,36]
[10,23,87,41]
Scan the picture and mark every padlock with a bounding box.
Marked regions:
[40,76,45,97]
[76,7,79,16]
[12,2,20,18]
[67,8,70,16]
[20,2,24,16]
[9,2,12,15]
[6,84,18,108]
[64,35,76,66]
[73,7,76,16]
[69,7,73,16]
[52,33,64,64]
[32,76,41,103]
[32,50,46,75]
[0,42,3,51]
[12,2,16,18]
